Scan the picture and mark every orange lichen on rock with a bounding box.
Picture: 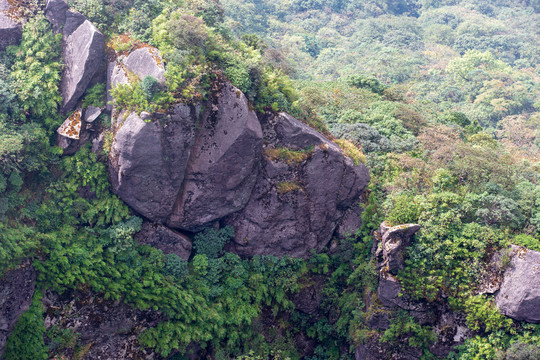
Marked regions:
[57,109,82,139]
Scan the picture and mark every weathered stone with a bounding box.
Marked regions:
[495,246,540,323]
[135,222,192,261]
[377,222,421,275]
[44,0,69,33]
[0,1,22,50]
[84,106,102,123]
[62,9,85,37]
[167,83,263,231]
[374,222,423,309]
[109,105,197,223]
[0,260,36,357]
[224,112,369,258]
[60,16,104,114]
[123,47,165,85]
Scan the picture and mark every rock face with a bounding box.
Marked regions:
[0,1,22,51]
[496,246,540,323]
[167,82,263,231]
[224,112,369,257]
[0,261,36,357]
[135,221,192,261]
[45,0,105,114]
[110,106,197,223]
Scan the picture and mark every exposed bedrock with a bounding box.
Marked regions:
[374,222,422,309]
[135,221,192,261]
[495,245,540,323]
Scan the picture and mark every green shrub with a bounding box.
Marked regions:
[385,193,421,226]
[141,76,160,100]
[3,290,47,360]
[81,83,106,108]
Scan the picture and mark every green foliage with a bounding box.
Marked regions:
[163,253,189,279]
[81,83,106,109]
[347,75,386,95]
[513,234,540,251]
[380,311,436,352]
[3,290,47,360]
[37,145,129,230]
[385,192,421,226]
[9,15,63,131]
[193,226,234,259]
[461,295,514,333]
[141,75,160,100]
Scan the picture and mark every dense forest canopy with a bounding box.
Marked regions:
[0,0,539,359]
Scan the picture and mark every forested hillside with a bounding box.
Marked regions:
[0,0,539,359]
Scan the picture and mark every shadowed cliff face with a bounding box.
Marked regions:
[107,47,370,258]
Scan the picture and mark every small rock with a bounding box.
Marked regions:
[140,111,152,121]
[57,109,82,139]
[84,106,102,123]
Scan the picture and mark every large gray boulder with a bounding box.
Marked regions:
[496,246,540,323]
[0,260,36,357]
[45,0,105,114]
[109,105,197,223]
[0,1,22,50]
[224,112,369,258]
[60,15,104,113]
[167,82,263,231]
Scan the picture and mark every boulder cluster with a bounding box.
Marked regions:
[108,56,370,257]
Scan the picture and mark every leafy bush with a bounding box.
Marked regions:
[141,76,160,100]
[81,83,106,108]
[193,226,234,259]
